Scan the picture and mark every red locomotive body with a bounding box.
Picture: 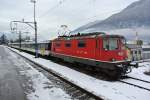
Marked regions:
[51,32,133,78]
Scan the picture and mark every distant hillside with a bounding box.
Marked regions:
[72,20,101,33]
[74,0,150,32]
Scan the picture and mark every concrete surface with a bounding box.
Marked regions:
[0,46,27,100]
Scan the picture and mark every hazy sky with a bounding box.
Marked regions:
[0,0,139,40]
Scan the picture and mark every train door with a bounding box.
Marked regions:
[101,38,119,61]
[95,38,102,60]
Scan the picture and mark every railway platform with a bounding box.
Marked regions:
[0,45,72,100]
[0,46,26,100]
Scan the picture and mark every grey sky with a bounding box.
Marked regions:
[0,0,138,40]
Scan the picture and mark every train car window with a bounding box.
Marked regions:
[44,44,47,49]
[78,40,86,48]
[32,44,35,49]
[139,50,141,55]
[38,44,40,49]
[45,43,50,50]
[41,43,45,48]
[44,44,46,49]
[38,44,41,49]
[30,44,32,48]
[131,51,133,54]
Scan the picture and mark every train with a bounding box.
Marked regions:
[9,32,138,79]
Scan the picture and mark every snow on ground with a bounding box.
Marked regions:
[128,62,150,82]
[5,47,72,100]
[8,47,150,100]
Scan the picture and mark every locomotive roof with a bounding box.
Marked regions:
[54,32,124,41]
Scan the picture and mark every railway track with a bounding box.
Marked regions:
[119,76,150,92]
[127,76,150,84]
[9,47,150,95]
[9,47,102,100]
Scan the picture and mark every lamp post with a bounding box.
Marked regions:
[31,0,38,58]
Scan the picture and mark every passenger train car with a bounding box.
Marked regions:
[9,32,138,79]
[10,41,51,56]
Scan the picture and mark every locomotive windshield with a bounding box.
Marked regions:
[103,38,118,50]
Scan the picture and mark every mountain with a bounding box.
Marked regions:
[72,20,101,33]
[74,0,150,32]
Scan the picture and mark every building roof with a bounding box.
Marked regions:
[126,44,142,49]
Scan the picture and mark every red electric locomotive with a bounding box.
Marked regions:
[51,32,137,78]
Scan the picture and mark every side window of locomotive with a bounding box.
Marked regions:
[103,39,109,50]
[65,43,71,47]
[78,40,86,48]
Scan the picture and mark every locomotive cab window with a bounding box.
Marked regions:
[103,38,118,50]
[78,40,86,48]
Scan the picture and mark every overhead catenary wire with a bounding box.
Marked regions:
[86,9,122,21]
[39,0,66,18]
[38,0,123,35]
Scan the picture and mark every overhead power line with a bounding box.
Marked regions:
[39,0,66,18]
[86,9,122,21]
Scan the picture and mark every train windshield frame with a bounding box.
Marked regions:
[121,38,126,50]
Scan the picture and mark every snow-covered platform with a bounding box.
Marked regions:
[0,46,26,100]
[0,45,72,100]
[8,46,150,100]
